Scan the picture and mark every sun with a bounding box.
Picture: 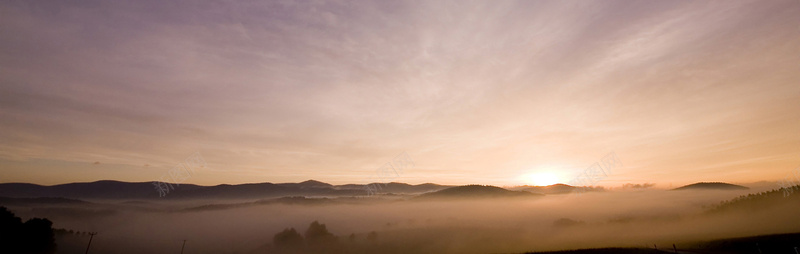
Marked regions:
[524,172,560,186]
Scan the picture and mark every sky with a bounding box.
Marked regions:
[1,0,799,187]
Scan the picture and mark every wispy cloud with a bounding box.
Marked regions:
[1,0,799,185]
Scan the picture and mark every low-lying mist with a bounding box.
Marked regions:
[6,188,800,254]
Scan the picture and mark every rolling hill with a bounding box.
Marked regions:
[673,182,749,191]
[415,185,541,200]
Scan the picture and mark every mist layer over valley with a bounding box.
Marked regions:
[3,182,798,254]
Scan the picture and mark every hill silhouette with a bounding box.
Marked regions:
[673,182,748,191]
[415,185,541,200]
[182,196,341,212]
[283,180,334,188]
[0,197,88,206]
[524,232,800,254]
[516,184,604,195]
[683,232,800,253]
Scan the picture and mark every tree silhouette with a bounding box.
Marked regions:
[273,227,304,252]
[306,221,344,253]
[272,221,349,253]
[304,221,337,246]
[1,207,23,251]
[0,206,56,254]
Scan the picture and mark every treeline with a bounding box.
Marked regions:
[53,228,95,237]
[269,221,378,254]
[708,184,800,213]
[0,206,56,254]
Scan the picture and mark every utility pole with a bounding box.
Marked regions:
[84,232,97,254]
[181,240,187,254]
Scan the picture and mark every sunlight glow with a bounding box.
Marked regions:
[525,172,560,186]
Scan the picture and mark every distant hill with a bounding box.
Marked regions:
[0,180,193,199]
[361,182,450,193]
[415,185,541,200]
[516,184,604,195]
[0,180,448,200]
[277,180,334,189]
[0,197,89,206]
[673,182,749,191]
[183,196,342,212]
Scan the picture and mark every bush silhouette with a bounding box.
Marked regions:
[0,206,56,254]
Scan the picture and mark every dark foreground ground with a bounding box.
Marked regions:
[526,248,670,254]
[526,232,800,254]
